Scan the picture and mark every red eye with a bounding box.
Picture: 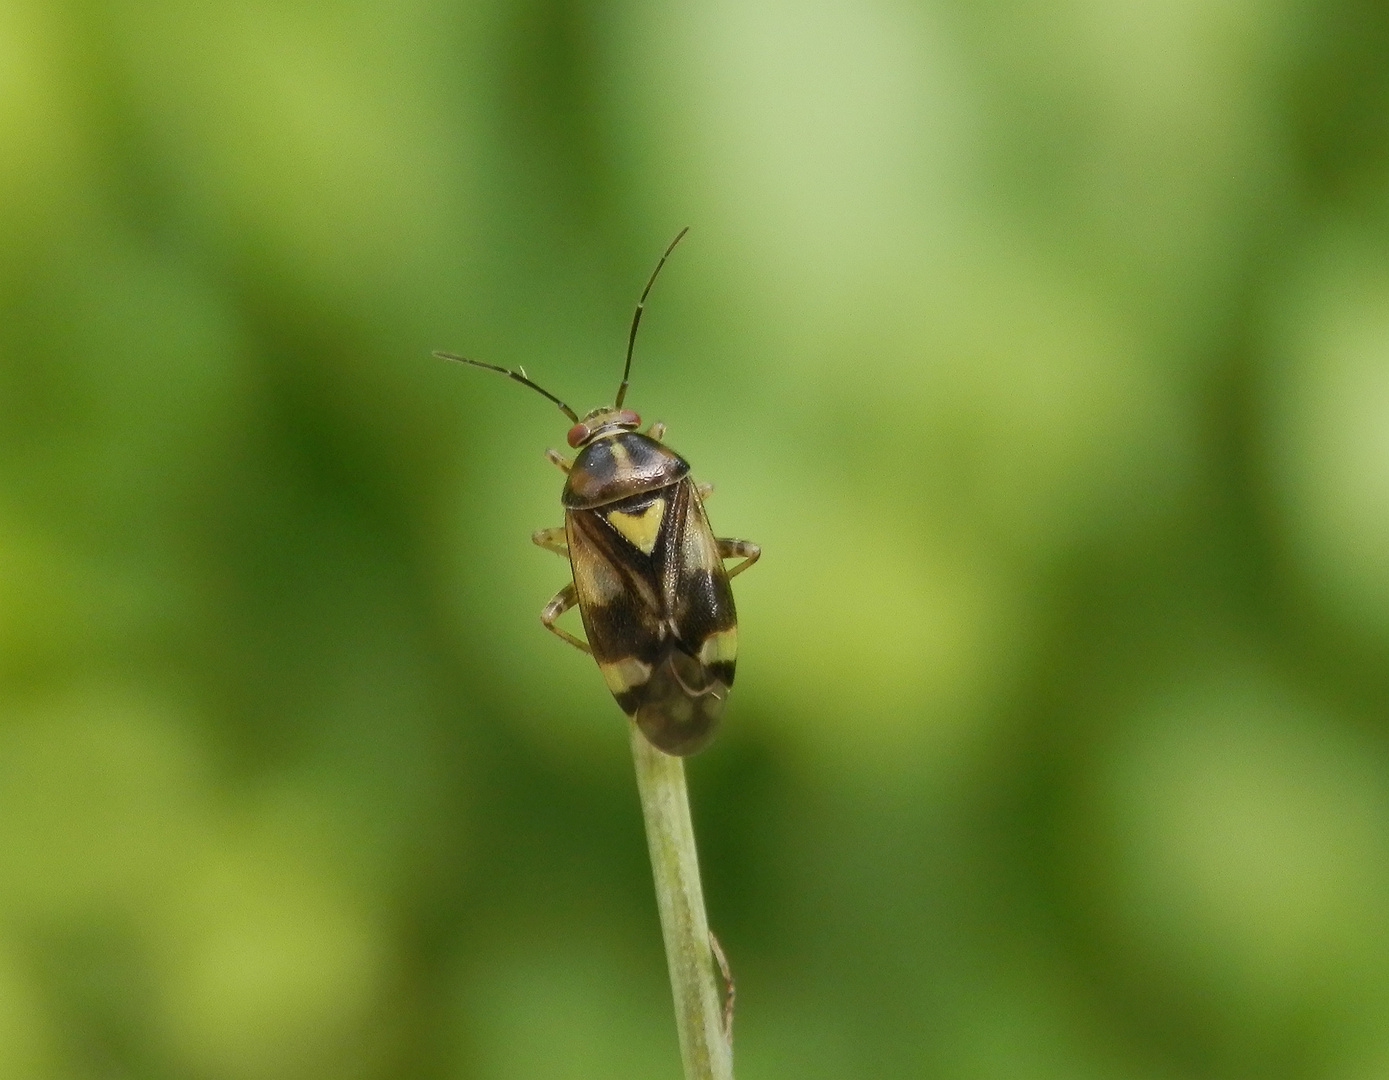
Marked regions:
[566,423,590,448]
[618,410,641,427]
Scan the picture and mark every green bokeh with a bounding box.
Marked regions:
[4,1,1389,1077]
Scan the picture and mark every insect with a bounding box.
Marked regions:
[437,229,759,755]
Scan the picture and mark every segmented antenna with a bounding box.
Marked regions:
[435,351,580,423]
[615,226,690,409]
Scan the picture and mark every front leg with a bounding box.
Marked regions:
[646,421,666,442]
[544,448,572,473]
[532,526,568,558]
[541,582,591,653]
[717,538,760,579]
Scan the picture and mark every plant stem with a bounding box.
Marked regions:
[629,721,734,1080]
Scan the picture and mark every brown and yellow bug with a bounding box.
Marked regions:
[437,229,759,755]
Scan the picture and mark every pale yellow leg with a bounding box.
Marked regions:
[532,526,568,557]
[545,448,572,473]
[718,538,760,579]
[696,481,714,500]
[646,421,666,442]
[541,582,591,653]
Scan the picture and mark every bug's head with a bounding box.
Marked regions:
[567,407,641,448]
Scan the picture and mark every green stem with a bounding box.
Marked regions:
[629,722,734,1080]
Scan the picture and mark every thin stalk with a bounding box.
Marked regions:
[629,721,734,1080]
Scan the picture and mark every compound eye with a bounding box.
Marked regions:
[566,423,590,448]
[618,410,641,427]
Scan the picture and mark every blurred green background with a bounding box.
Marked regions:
[4,0,1389,1077]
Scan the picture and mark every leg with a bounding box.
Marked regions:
[717,538,760,579]
[544,448,572,473]
[541,582,590,653]
[532,526,568,558]
[696,481,714,500]
[646,421,666,442]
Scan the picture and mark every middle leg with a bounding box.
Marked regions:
[717,538,760,579]
[541,582,590,653]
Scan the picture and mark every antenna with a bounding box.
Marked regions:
[615,226,689,408]
[435,351,580,423]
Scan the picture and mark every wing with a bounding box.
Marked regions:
[567,480,739,756]
[640,479,738,754]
